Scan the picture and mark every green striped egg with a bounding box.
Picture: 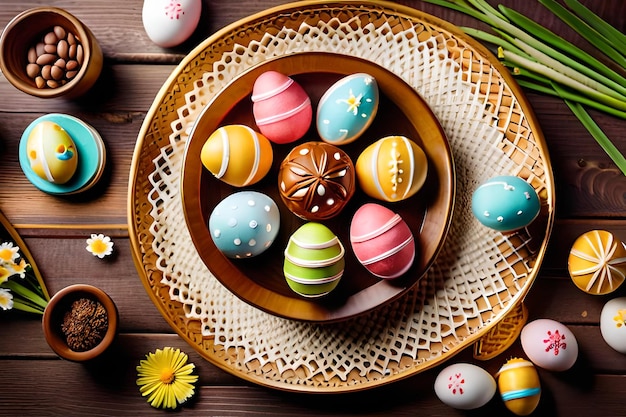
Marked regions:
[283,222,345,297]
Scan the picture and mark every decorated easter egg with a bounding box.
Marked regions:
[350,203,415,279]
[497,358,541,416]
[434,363,496,410]
[471,176,540,232]
[278,141,355,220]
[142,0,202,48]
[283,222,345,297]
[600,297,626,354]
[317,73,379,145]
[356,135,428,202]
[26,120,78,184]
[200,124,273,187]
[252,71,312,144]
[520,319,578,372]
[568,229,626,295]
[208,191,280,259]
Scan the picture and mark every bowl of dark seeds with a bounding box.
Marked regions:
[42,284,118,362]
[0,7,103,99]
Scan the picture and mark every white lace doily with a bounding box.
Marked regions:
[129,1,553,392]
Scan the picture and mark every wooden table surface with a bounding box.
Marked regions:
[1,0,625,415]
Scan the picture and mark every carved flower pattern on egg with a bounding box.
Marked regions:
[613,309,626,328]
[279,142,355,220]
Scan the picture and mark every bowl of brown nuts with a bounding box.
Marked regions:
[42,284,118,362]
[0,7,103,99]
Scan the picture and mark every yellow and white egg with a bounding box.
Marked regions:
[568,229,626,295]
[600,297,626,354]
[355,135,428,202]
[200,124,273,187]
[26,120,78,184]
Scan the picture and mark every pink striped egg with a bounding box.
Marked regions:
[252,71,312,144]
[350,203,415,279]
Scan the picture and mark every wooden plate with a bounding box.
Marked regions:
[129,0,555,392]
[181,52,455,322]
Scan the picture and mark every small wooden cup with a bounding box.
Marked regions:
[0,7,103,99]
[42,284,118,362]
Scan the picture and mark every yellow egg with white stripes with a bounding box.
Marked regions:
[200,124,273,187]
[356,135,428,202]
[568,229,626,295]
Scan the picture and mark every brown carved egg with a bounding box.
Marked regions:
[278,141,355,221]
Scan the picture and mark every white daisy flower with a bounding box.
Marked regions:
[86,234,114,258]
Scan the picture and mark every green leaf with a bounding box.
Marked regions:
[563,0,626,52]
[538,0,626,67]
[553,83,626,176]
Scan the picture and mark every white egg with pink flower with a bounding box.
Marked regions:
[142,0,202,48]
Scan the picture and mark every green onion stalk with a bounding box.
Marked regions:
[423,0,626,175]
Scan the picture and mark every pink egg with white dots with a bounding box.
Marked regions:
[208,191,280,259]
[252,71,312,144]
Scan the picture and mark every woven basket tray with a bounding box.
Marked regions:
[128,0,554,392]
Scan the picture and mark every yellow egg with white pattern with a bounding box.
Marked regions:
[26,121,78,184]
[200,124,273,187]
[355,135,427,202]
[568,229,626,295]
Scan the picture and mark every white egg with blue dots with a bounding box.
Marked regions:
[209,191,280,258]
[471,175,540,233]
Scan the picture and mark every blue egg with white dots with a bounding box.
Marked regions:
[471,175,540,232]
[209,191,280,258]
[316,73,379,145]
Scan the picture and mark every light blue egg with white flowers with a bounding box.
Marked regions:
[316,73,379,145]
[209,191,280,259]
[471,175,540,232]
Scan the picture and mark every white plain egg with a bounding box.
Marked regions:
[142,0,202,48]
[600,297,626,354]
[520,318,578,371]
[434,363,496,410]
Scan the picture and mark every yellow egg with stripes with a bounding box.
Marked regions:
[496,358,541,416]
[355,135,428,202]
[200,124,273,187]
[568,229,626,295]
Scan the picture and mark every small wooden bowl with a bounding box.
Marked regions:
[0,7,103,99]
[42,284,118,362]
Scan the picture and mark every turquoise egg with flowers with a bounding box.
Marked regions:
[471,175,540,232]
[283,222,345,297]
[316,73,379,145]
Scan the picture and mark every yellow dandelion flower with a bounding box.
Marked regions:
[136,347,198,409]
[86,234,114,258]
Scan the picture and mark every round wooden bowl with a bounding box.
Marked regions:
[181,52,455,323]
[42,284,118,362]
[0,7,103,99]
